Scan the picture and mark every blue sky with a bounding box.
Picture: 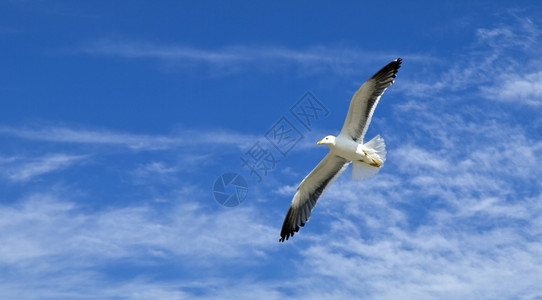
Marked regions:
[1,1,542,299]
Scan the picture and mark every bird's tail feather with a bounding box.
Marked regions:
[352,135,386,181]
[352,161,380,180]
[365,135,386,163]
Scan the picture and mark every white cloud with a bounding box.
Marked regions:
[0,125,258,151]
[476,16,540,50]
[472,17,542,107]
[482,70,542,106]
[401,16,542,110]
[130,161,179,185]
[2,195,275,263]
[275,184,296,196]
[294,214,542,299]
[0,125,176,150]
[0,188,278,299]
[1,154,87,182]
[78,39,429,76]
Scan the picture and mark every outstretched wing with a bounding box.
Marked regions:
[279,154,349,242]
[339,58,402,143]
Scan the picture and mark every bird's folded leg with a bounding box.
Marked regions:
[362,150,381,167]
[370,158,381,167]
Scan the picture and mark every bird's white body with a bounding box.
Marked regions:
[333,135,361,161]
[318,134,386,169]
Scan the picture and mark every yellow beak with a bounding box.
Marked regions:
[316,141,323,145]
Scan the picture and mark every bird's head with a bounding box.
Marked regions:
[317,135,336,147]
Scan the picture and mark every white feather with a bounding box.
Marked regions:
[352,160,380,180]
[364,134,386,163]
[352,135,386,180]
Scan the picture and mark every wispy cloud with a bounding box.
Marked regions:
[0,125,257,151]
[1,154,87,182]
[77,39,429,76]
[130,161,181,186]
[81,39,383,63]
[0,189,277,298]
[476,15,541,50]
[474,16,542,108]
[1,190,277,262]
[0,125,176,150]
[401,15,542,109]
[482,70,542,107]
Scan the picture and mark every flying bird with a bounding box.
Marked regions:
[279,58,402,242]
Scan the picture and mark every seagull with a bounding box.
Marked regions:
[279,58,402,242]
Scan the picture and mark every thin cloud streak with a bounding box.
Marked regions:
[0,125,258,151]
[0,125,175,150]
[81,40,388,63]
[1,154,87,182]
[78,39,430,76]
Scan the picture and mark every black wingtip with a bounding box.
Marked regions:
[389,57,402,72]
[370,57,402,81]
[395,58,403,69]
[279,205,301,243]
[279,231,293,243]
[279,225,298,243]
[392,58,402,74]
